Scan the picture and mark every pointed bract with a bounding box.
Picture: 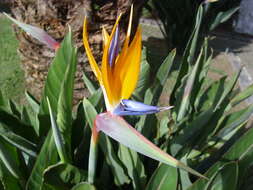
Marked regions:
[95,113,207,179]
[4,13,60,50]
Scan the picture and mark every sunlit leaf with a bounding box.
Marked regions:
[95,113,207,179]
[82,98,129,185]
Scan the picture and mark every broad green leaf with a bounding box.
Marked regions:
[4,13,59,50]
[157,116,170,139]
[204,162,238,190]
[170,109,213,157]
[95,113,207,179]
[214,105,253,139]
[0,137,22,179]
[26,131,58,190]
[214,70,241,111]
[0,108,38,144]
[25,91,40,114]
[39,31,74,115]
[21,106,40,136]
[177,50,203,121]
[83,72,97,95]
[133,56,151,100]
[237,148,253,188]
[21,107,33,126]
[136,49,175,136]
[196,77,226,112]
[136,89,158,138]
[0,160,22,190]
[188,126,253,190]
[82,98,97,128]
[88,89,103,107]
[146,164,177,190]
[210,7,239,31]
[9,100,21,119]
[56,36,77,159]
[82,98,129,185]
[71,182,96,190]
[38,31,75,138]
[170,5,203,104]
[230,83,253,107]
[0,123,37,157]
[118,145,146,189]
[156,49,176,86]
[48,99,68,163]
[43,163,87,188]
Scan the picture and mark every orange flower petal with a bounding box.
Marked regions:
[101,14,123,108]
[112,6,134,99]
[83,18,101,81]
[102,27,109,48]
[121,27,142,99]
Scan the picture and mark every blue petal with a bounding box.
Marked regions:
[113,99,173,116]
[108,26,120,67]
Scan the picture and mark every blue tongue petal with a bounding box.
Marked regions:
[113,99,173,116]
[108,26,120,67]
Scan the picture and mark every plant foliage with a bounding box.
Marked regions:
[1,4,253,189]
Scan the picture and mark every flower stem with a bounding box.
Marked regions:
[88,126,99,184]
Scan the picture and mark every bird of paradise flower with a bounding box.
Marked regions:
[83,6,206,183]
[5,7,207,185]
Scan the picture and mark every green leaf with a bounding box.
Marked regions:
[133,47,152,99]
[95,113,207,179]
[188,126,253,190]
[0,123,37,157]
[170,109,213,157]
[156,49,176,86]
[83,72,97,95]
[82,98,97,128]
[135,50,175,136]
[195,77,226,112]
[230,83,253,107]
[204,162,238,190]
[88,89,103,107]
[177,49,203,121]
[82,98,129,185]
[210,7,239,31]
[0,137,22,179]
[48,99,68,163]
[38,30,76,138]
[56,35,77,160]
[26,131,58,190]
[0,108,38,144]
[118,145,146,189]
[214,105,253,139]
[71,182,96,190]
[0,160,22,190]
[170,5,203,102]
[146,164,177,190]
[39,31,75,115]
[214,70,241,111]
[25,91,40,114]
[43,163,87,188]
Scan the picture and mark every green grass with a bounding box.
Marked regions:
[0,14,25,103]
